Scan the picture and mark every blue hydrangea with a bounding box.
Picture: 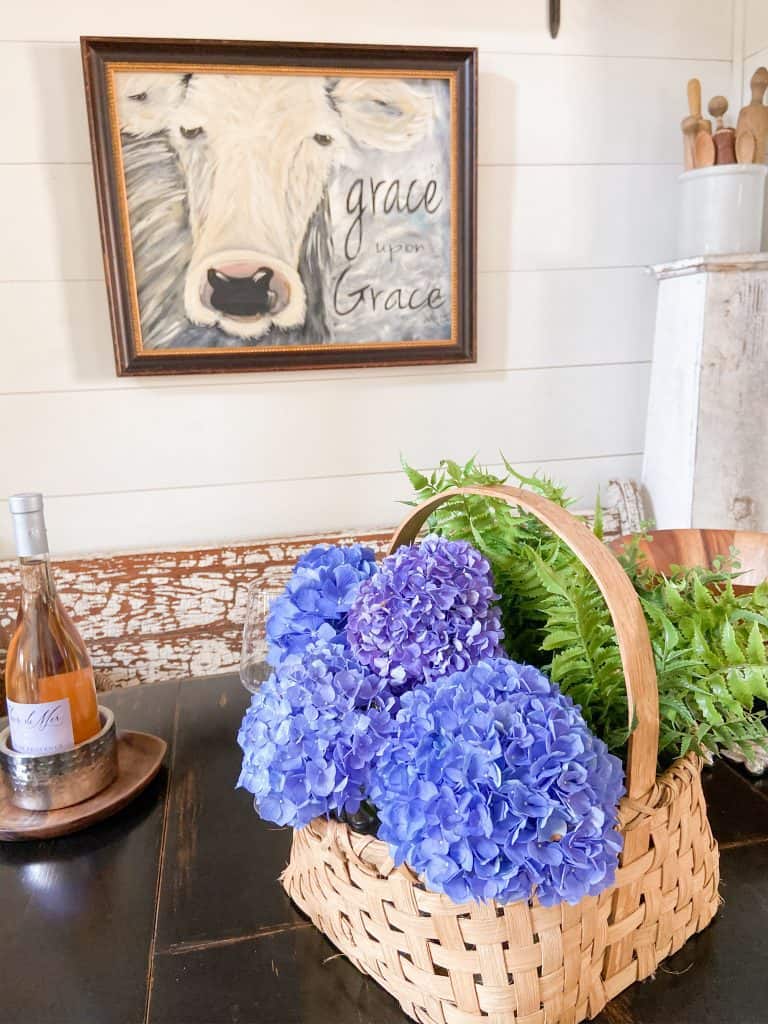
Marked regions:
[237,642,394,828]
[266,543,377,667]
[370,657,624,906]
[347,535,503,687]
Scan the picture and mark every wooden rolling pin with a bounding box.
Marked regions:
[709,96,736,164]
[688,78,712,135]
[736,67,768,163]
[681,79,712,169]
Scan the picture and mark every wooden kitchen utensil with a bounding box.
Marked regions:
[681,115,699,170]
[709,95,728,131]
[709,96,736,164]
[736,128,757,164]
[736,66,768,163]
[694,129,716,168]
[688,78,712,135]
[713,130,737,165]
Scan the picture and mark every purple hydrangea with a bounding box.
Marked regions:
[266,543,377,667]
[346,535,503,687]
[237,642,394,828]
[370,657,624,906]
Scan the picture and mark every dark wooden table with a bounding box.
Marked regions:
[1,673,767,1024]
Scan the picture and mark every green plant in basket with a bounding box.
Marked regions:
[401,454,768,766]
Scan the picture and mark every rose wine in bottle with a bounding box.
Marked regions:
[5,494,100,754]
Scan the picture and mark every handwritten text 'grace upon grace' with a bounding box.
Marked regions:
[333,176,447,318]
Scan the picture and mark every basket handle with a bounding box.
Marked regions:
[389,485,659,800]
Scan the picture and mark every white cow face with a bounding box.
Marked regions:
[117,72,433,341]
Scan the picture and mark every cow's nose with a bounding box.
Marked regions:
[206,266,289,317]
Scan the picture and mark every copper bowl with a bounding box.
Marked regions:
[0,707,118,811]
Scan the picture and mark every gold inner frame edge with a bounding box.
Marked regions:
[104,60,461,357]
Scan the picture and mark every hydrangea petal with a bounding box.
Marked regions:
[347,536,503,688]
[266,544,377,667]
[370,656,624,907]
[237,642,394,828]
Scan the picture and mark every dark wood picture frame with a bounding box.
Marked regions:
[81,37,477,376]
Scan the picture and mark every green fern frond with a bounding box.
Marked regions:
[401,453,768,767]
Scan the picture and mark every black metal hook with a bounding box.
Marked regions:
[549,0,561,38]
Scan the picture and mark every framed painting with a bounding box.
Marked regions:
[81,37,477,375]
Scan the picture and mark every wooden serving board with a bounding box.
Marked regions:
[0,731,166,841]
[611,528,768,593]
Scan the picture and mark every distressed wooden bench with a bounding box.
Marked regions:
[0,481,646,696]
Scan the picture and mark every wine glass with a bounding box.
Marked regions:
[239,583,282,694]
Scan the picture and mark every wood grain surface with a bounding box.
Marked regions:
[0,680,178,1024]
[154,677,304,955]
[708,96,736,165]
[1,673,767,1024]
[694,129,716,167]
[737,66,768,162]
[736,128,758,163]
[612,527,768,588]
[713,127,736,164]
[681,113,699,169]
[0,529,392,696]
[644,261,768,530]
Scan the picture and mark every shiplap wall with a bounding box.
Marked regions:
[743,0,768,98]
[0,1,736,557]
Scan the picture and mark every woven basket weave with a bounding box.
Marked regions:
[282,486,720,1024]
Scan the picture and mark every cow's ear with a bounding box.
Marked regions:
[330,78,433,152]
[115,74,187,137]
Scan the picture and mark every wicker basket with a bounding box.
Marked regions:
[282,485,720,1024]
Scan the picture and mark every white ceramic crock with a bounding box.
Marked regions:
[677,163,768,258]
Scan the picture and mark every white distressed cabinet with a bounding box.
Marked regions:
[643,254,768,529]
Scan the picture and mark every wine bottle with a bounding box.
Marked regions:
[5,494,100,754]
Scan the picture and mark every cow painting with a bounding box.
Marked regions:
[113,70,453,351]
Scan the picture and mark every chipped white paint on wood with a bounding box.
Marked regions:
[0,530,391,695]
[604,479,650,536]
[0,491,645,696]
[653,254,768,278]
[644,256,768,530]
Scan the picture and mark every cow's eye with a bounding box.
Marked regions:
[180,125,205,140]
[128,92,148,102]
[313,133,333,147]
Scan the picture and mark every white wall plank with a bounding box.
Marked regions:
[0,363,650,498]
[0,270,655,393]
[0,42,90,165]
[0,0,719,559]
[746,0,768,57]
[0,41,730,167]
[0,162,678,281]
[0,165,102,281]
[479,165,678,272]
[480,55,730,166]
[0,453,643,558]
[480,268,655,366]
[0,1,732,59]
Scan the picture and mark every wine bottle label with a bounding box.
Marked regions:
[6,697,75,755]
